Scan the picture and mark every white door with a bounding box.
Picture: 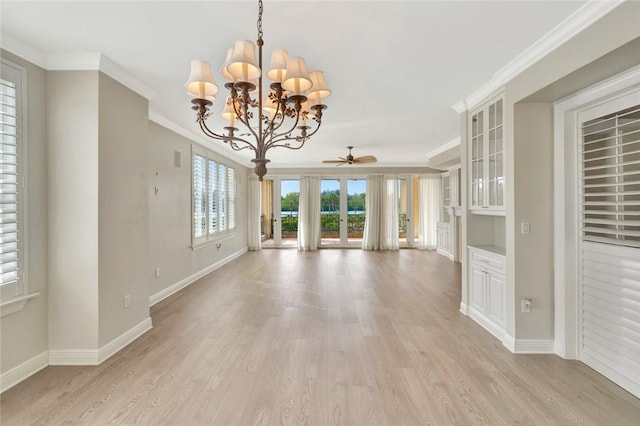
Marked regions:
[578,90,640,398]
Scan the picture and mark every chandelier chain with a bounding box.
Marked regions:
[257,0,264,40]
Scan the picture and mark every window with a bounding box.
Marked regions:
[0,61,25,302]
[192,149,236,245]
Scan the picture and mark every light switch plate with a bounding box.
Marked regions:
[521,222,530,234]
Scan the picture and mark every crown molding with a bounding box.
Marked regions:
[148,109,250,166]
[1,31,155,100]
[0,31,47,68]
[98,55,156,100]
[451,0,625,113]
[425,137,460,160]
[46,52,101,70]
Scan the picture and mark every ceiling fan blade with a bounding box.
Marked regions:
[322,160,346,164]
[354,155,377,163]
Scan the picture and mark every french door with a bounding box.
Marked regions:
[319,178,366,247]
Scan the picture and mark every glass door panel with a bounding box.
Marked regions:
[280,179,299,247]
[347,179,366,245]
[320,179,341,246]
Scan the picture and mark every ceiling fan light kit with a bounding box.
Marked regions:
[323,146,377,166]
[186,0,330,180]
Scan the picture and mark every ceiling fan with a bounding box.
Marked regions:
[322,146,377,166]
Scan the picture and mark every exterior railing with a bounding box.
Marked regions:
[263,212,406,238]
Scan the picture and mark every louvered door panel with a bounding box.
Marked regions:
[580,99,640,398]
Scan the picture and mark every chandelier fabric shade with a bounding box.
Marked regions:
[306,71,331,104]
[282,57,312,95]
[185,60,218,99]
[186,0,330,180]
[266,49,289,82]
[227,40,261,83]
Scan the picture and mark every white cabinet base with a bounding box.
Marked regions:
[465,246,508,346]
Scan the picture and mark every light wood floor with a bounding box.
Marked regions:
[2,250,640,425]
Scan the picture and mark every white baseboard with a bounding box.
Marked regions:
[149,247,248,307]
[0,351,49,393]
[468,308,509,345]
[436,248,455,261]
[502,335,516,353]
[99,317,153,363]
[512,339,555,354]
[49,349,99,366]
[50,317,153,366]
[459,302,468,315]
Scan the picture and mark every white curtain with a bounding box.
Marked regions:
[247,177,262,251]
[363,175,399,250]
[417,174,441,250]
[297,176,321,251]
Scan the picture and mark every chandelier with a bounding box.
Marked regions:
[186,0,330,181]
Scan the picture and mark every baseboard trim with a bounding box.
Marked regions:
[50,317,153,366]
[49,350,99,366]
[502,335,516,353]
[0,351,49,393]
[512,339,555,354]
[459,302,468,315]
[149,247,248,307]
[436,248,455,261]
[468,308,507,344]
[98,317,153,363]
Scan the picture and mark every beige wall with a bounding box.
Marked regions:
[504,2,640,340]
[0,51,49,373]
[513,103,554,339]
[47,70,100,351]
[0,50,251,381]
[98,74,150,346]
[148,122,249,300]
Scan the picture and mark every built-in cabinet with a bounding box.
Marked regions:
[437,167,461,261]
[469,94,504,214]
[464,93,508,342]
[468,246,506,336]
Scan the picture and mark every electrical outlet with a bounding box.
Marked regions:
[124,294,131,308]
[521,298,532,313]
[154,186,160,196]
[155,267,160,278]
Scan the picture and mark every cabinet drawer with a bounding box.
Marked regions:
[470,249,505,274]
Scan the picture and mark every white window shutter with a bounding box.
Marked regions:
[582,105,640,248]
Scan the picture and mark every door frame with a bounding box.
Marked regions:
[553,64,640,359]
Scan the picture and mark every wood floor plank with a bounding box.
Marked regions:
[2,249,640,425]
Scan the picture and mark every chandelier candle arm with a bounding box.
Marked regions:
[185,0,329,180]
[198,116,254,150]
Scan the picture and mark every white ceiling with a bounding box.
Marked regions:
[1,0,586,169]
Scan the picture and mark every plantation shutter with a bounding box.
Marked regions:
[580,100,640,398]
[192,153,207,239]
[208,159,217,234]
[581,104,640,247]
[218,163,227,231]
[227,167,236,230]
[0,69,20,289]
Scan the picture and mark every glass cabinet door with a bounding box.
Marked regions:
[487,99,504,207]
[471,110,484,207]
[469,95,504,211]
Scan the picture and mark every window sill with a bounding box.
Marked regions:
[0,292,40,318]
[191,232,236,251]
